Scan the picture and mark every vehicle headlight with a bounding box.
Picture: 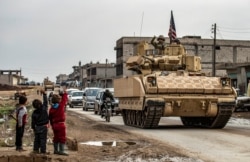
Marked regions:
[220,77,230,87]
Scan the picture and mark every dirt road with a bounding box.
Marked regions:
[68,108,250,162]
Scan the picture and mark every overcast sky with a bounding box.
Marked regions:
[1,0,250,83]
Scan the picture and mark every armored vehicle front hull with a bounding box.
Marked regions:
[114,73,236,129]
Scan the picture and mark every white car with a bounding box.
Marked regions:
[68,90,84,108]
[66,88,79,104]
[82,87,102,111]
[66,88,79,97]
[235,88,250,112]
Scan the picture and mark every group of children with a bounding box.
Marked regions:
[15,86,68,155]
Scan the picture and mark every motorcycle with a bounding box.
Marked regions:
[102,97,112,122]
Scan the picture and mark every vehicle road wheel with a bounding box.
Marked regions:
[84,104,88,111]
[98,106,101,115]
[106,109,111,122]
[115,111,120,115]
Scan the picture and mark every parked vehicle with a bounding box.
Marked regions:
[82,87,102,111]
[235,87,250,112]
[68,91,84,108]
[94,88,120,115]
[66,88,79,105]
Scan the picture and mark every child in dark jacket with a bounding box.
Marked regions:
[31,90,49,154]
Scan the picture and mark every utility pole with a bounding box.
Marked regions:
[212,23,217,76]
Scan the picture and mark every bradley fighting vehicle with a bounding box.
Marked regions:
[114,39,236,129]
[43,77,54,91]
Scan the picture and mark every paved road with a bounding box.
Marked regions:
[67,107,250,162]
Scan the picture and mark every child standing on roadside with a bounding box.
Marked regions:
[15,95,28,151]
[31,90,49,154]
[49,86,68,156]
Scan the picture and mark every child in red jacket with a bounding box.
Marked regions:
[49,86,68,155]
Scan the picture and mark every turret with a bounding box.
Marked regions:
[126,41,201,75]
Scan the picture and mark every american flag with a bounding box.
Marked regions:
[168,10,176,43]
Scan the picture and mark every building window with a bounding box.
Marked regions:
[116,63,123,76]
[116,48,123,58]
[92,68,96,75]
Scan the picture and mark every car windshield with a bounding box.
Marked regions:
[67,89,78,95]
[86,89,99,96]
[72,91,83,97]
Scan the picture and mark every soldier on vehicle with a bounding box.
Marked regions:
[151,35,166,55]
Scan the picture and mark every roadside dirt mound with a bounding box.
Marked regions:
[0,84,32,91]
[0,108,189,162]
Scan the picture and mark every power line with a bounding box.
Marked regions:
[215,25,250,40]
[216,28,224,39]
[216,33,250,39]
[217,26,250,33]
[217,25,250,31]
[218,29,250,34]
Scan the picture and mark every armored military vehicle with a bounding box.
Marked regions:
[43,77,54,91]
[114,40,236,129]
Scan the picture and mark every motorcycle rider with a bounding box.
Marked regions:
[101,89,114,118]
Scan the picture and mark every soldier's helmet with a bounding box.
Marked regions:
[157,35,165,41]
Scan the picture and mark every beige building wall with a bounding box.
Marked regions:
[0,75,14,85]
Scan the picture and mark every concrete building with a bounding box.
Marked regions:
[0,70,27,86]
[82,61,116,88]
[56,74,69,84]
[217,63,250,95]
[114,36,250,93]
[69,61,116,89]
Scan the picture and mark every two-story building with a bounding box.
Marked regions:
[69,61,116,89]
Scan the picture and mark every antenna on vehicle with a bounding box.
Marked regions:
[140,12,144,37]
